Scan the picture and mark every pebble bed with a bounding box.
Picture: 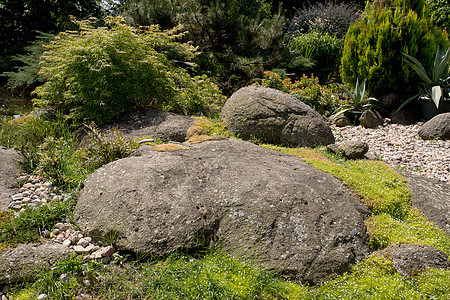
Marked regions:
[332,123,450,183]
[2,176,119,300]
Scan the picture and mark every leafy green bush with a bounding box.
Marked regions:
[341,0,449,97]
[33,16,224,125]
[287,1,358,39]
[253,71,345,117]
[289,31,344,79]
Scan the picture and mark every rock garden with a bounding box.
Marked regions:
[0,0,449,299]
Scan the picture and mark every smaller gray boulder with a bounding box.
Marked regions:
[102,108,196,142]
[377,243,449,277]
[333,115,352,127]
[327,141,369,159]
[221,86,335,147]
[418,113,450,140]
[0,242,73,284]
[359,110,384,128]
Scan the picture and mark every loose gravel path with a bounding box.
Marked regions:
[332,123,450,183]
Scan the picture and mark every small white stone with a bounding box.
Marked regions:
[63,239,72,246]
[77,238,90,248]
[37,294,48,300]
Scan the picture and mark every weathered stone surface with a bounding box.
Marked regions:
[220,86,335,147]
[333,115,352,127]
[389,109,420,125]
[327,141,369,160]
[398,170,450,236]
[0,242,73,284]
[102,108,196,142]
[376,243,449,277]
[378,93,402,112]
[75,138,369,284]
[418,113,450,140]
[359,110,384,128]
[0,147,21,211]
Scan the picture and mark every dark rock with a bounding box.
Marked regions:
[0,242,73,284]
[378,93,401,113]
[359,110,384,128]
[0,147,21,211]
[390,110,420,125]
[74,138,370,284]
[327,141,369,160]
[376,243,449,277]
[333,115,352,127]
[398,170,450,236]
[102,108,196,142]
[418,113,450,140]
[220,86,335,147]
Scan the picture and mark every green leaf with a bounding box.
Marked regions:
[402,53,433,85]
[435,47,450,84]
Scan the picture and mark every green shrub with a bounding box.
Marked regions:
[253,71,345,117]
[290,31,344,79]
[426,0,450,31]
[33,16,224,125]
[341,0,449,97]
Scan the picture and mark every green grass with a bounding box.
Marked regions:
[0,198,76,249]
[314,255,450,299]
[10,250,309,300]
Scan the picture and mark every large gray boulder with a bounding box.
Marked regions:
[102,107,196,142]
[75,138,369,284]
[0,241,73,284]
[220,86,335,147]
[0,147,21,211]
[418,112,450,140]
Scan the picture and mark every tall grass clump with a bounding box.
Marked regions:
[33,16,225,125]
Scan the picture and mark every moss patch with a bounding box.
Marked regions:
[153,144,188,152]
[263,145,450,257]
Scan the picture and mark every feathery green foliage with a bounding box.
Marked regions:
[33,16,224,125]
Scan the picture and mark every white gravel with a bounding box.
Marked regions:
[332,123,450,183]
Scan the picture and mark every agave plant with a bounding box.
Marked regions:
[331,79,378,120]
[397,47,450,112]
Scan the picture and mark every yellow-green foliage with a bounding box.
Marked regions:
[316,255,450,299]
[263,145,450,258]
[265,145,411,219]
[366,208,450,255]
[341,0,449,97]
